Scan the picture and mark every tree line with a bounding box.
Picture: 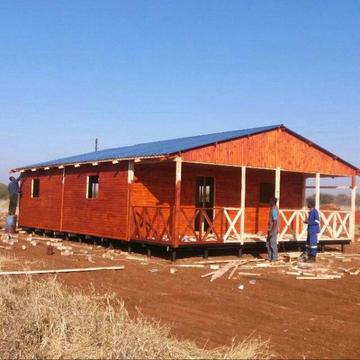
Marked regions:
[306,193,360,207]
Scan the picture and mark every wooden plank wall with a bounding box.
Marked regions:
[19,169,63,231]
[181,128,355,176]
[131,162,175,206]
[61,162,128,239]
[19,162,129,240]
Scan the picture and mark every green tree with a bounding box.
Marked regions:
[305,193,335,205]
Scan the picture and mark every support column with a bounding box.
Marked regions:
[315,173,320,210]
[173,157,182,248]
[240,166,246,245]
[301,174,307,208]
[126,160,135,241]
[275,167,281,207]
[60,168,66,231]
[350,175,357,242]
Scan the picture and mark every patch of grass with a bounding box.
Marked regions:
[0,278,272,359]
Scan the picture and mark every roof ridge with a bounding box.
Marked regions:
[16,124,282,169]
[92,124,282,153]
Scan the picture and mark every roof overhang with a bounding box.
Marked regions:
[13,155,176,173]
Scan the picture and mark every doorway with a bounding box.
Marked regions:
[195,176,215,232]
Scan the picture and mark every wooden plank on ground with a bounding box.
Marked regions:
[238,272,261,277]
[228,265,238,279]
[210,262,238,282]
[0,266,125,276]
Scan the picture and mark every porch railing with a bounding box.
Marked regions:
[178,207,244,244]
[130,206,172,243]
[278,209,352,241]
[130,206,244,244]
[130,206,352,245]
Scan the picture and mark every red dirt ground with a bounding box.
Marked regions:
[1,235,360,359]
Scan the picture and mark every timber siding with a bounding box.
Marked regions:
[182,128,354,176]
[19,162,129,240]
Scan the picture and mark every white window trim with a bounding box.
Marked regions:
[86,176,90,198]
[31,178,39,198]
[86,175,99,199]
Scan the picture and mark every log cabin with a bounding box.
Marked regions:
[14,124,359,259]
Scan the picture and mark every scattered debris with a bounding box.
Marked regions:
[61,250,74,256]
[228,265,238,279]
[210,264,220,270]
[211,261,240,282]
[175,264,205,268]
[125,255,147,262]
[102,252,114,260]
[238,284,244,290]
[296,275,341,280]
[170,268,177,274]
[238,272,261,277]
[149,268,159,273]
[201,271,217,278]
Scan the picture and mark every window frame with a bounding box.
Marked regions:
[31,178,40,198]
[86,175,99,199]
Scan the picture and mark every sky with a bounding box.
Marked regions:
[0,0,359,186]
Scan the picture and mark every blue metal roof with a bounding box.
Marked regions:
[18,124,282,170]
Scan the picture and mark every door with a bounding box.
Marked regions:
[195,176,215,232]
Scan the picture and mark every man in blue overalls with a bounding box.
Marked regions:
[304,198,320,262]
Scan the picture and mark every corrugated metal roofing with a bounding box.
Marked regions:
[17,124,281,170]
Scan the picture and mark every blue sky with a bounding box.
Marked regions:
[0,0,359,185]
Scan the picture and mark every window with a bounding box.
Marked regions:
[87,175,99,199]
[259,183,274,203]
[31,178,40,198]
[196,177,214,206]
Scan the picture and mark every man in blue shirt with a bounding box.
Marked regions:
[304,198,320,262]
[266,196,279,263]
[7,174,22,215]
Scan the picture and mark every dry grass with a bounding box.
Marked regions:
[0,254,15,268]
[0,277,273,359]
[0,199,8,227]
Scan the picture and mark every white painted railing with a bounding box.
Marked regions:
[223,207,244,243]
[279,209,352,241]
[319,210,351,240]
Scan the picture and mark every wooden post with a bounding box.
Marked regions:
[350,175,357,242]
[60,168,66,231]
[126,160,135,241]
[275,167,281,207]
[302,174,306,208]
[173,157,182,248]
[240,166,246,245]
[315,173,320,210]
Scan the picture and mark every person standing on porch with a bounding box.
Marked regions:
[304,198,320,262]
[266,197,279,263]
[7,174,22,215]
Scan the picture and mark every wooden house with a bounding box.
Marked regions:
[15,125,359,259]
